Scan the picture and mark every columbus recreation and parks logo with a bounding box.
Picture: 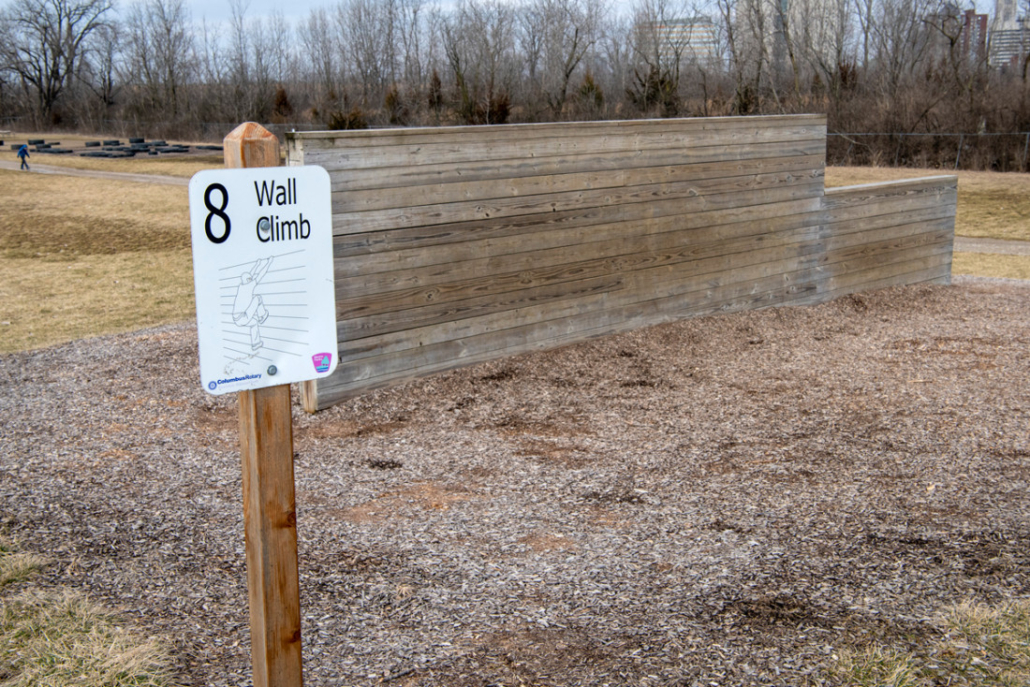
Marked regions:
[312,352,333,373]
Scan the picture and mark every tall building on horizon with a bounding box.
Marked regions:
[995,0,1019,30]
[991,0,1027,68]
[650,17,720,66]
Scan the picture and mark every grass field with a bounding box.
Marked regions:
[830,600,1030,687]
[952,252,1030,280]
[0,163,1027,355]
[0,168,196,352]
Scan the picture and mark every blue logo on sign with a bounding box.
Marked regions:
[208,381,218,391]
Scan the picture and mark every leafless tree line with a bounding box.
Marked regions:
[4,0,1030,168]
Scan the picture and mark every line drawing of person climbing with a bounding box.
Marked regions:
[232,257,273,351]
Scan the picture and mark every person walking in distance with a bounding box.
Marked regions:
[17,145,29,170]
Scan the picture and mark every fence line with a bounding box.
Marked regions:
[828,131,1030,171]
[5,115,1029,171]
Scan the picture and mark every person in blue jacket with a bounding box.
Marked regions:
[17,145,29,170]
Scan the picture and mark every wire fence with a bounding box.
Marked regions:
[7,114,1030,172]
[828,132,1030,172]
[0,116,326,143]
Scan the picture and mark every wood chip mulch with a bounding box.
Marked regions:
[2,278,1028,686]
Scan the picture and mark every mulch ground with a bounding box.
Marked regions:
[1,277,1028,686]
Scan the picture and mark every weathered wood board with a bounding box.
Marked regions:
[286,115,956,411]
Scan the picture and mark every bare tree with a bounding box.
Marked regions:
[79,20,119,113]
[338,0,398,106]
[923,1,993,130]
[265,9,295,86]
[794,0,855,107]
[519,1,545,89]
[442,0,519,124]
[855,0,876,70]
[771,0,802,102]
[716,0,772,113]
[397,0,429,98]
[869,0,936,129]
[0,0,114,123]
[196,17,223,87]
[247,17,278,120]
[225,0,270,122]
[122,0,195,119]
[597,12,632,112]
[628,0,693,116]
[300,6,341,111]
[521,0,606,118]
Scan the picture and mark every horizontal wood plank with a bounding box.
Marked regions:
[333,190,823,260]
[315,139,827,192]
[288,115,819,155]
[331,154,824,213]
[334,193,954,280]
[331,169,825,235]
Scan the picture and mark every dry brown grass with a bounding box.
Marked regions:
[953,253,1030,280]
[22,153,223,178]
[0,537,45,588]
[830,600,1030,686]
[0,535,181,687]
[0,589,181,687]
[826,166,1030,242]
[0,250,194,354]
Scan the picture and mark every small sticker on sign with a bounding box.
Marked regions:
[312,353,333,374]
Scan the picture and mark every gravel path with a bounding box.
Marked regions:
[2,280,1029,686]
[0,159,188,185]
[954,236,1030,255]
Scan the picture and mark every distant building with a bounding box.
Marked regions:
[963,9,989,59]
[991,0,1029,68]
[651,17,720,66]
[991,28,1028,67]
[996,0,1019,30]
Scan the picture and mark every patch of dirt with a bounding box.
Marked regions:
[518,531,578,553]
[2,280,1030,686]
[335,482,479,524]
[0,212,190,257]
[514,439,592,468]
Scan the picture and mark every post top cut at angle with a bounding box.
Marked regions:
[224,122,281,169]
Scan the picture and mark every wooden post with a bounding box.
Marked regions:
[224,122,303,687]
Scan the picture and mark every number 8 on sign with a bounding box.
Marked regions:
[204,183,231,244]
